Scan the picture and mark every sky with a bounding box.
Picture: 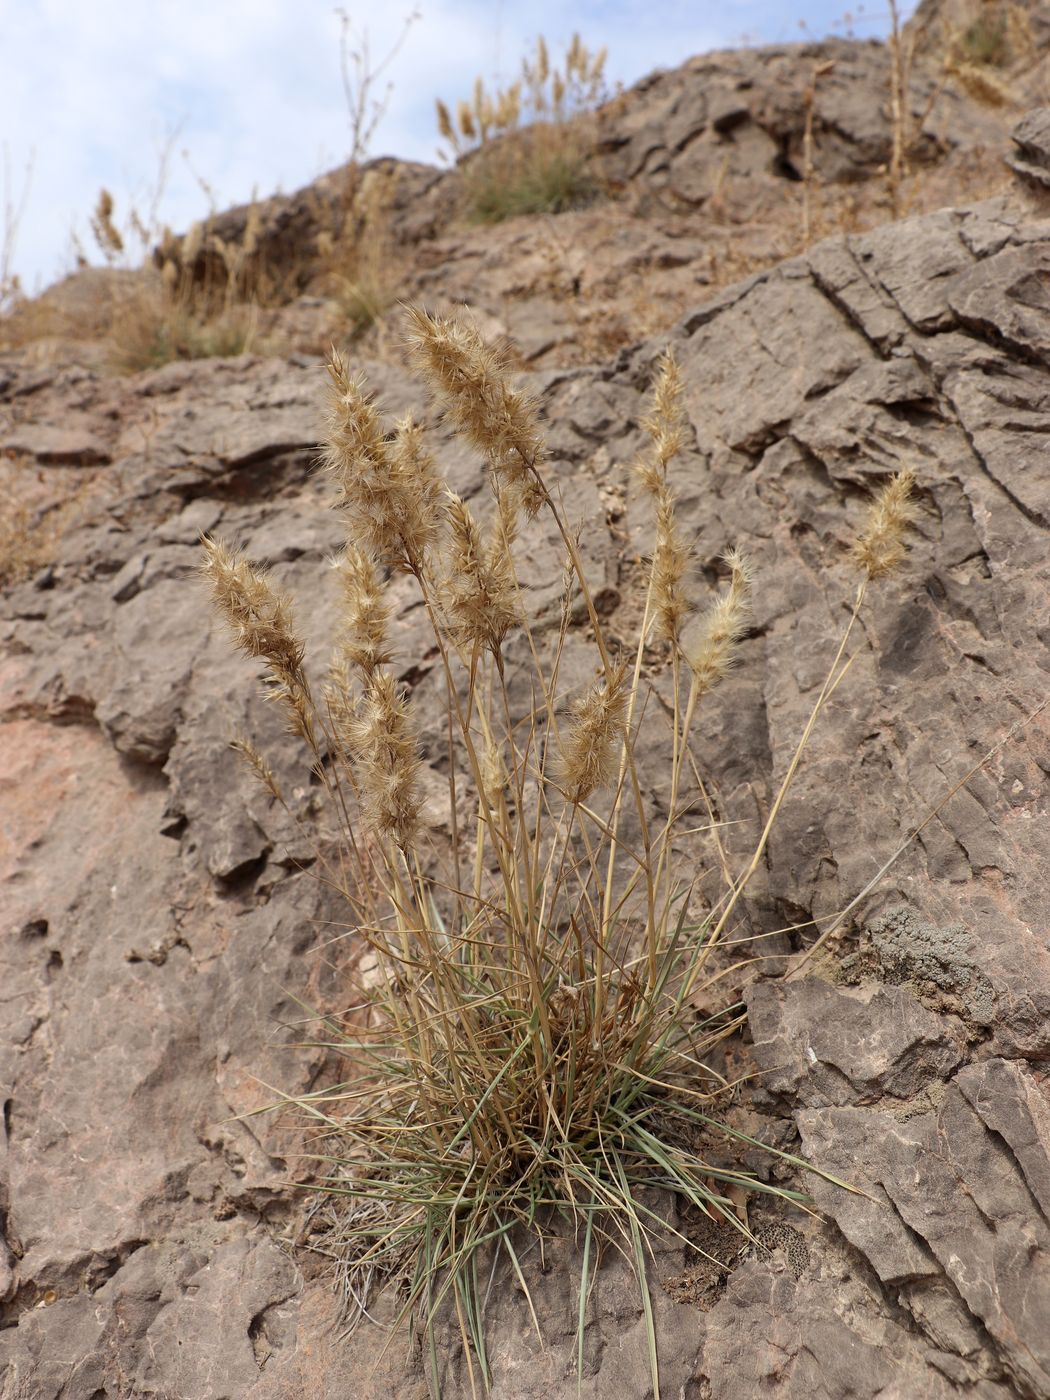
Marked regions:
[2,1,915,296]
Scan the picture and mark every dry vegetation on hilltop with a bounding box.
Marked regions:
[0,13,1030,380]
[436,34,610,222]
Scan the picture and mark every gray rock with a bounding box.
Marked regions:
[1010,109,1050,188]
[747,976,966,1107]
[798,1064,1050,1397]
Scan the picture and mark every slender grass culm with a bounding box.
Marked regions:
[201,306,916,1398]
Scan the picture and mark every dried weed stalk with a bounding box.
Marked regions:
[203,307,917,1397]
[321,11,421,342]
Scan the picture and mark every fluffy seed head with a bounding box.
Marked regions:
[181,221,204,266]
[458,99,477,142]
[497,85,521,130]
[91,188,123,258]
[444,493,523,657]
[349,670,423,848]
[436,98,455,148]
[201,535,315,742]
[323,353,444,572]
[389,414,445,564]
[639,349,686,481]
[230,738,284,804]
[634,350,692,644]
[404,306,547,518]
[684,549,753,697]
[652,483,691,645]
[202,535,300,667]
[567,33,583,76]
[536,36,550,86]
[556,662,629,804]
[850,466,919,580]
[331,546,392,679]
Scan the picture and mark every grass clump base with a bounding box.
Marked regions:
[203,306,915,1396]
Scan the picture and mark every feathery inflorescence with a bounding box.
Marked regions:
[638,348,685,483]
[229,738,284,804]
[635,350,691,646]
[201,535,315,742]
[850,465,919,580]
[405,305,548,518]
[323,351,444,572]
[329,545,392,681]
[443,491,523,657]
[684,548,753,697]
[556,662,628,803]
[348,669,423,848]
[650,486,690,647]
[388,414,446,564]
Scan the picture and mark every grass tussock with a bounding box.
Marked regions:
[115,195,264,372]
[0,187,265,369]
[203,307,916,1395]
[0,493,55,586]
[942,4,1031,110]
[315,164,404,343]
[437,35,609,223]
[954,1,1034,70]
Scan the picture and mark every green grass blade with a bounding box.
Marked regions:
[576,1207,595,1398]
[610,1152,660,1400]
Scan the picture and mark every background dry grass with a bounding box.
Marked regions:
[437,35,610,223]
[0,452,93,587]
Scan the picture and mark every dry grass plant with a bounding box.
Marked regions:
[955,0,1036,68]
[309,12,419,345]
[940,2,1032,108]
[887,0,917,218]
[124,201,264,372]
[1,145,33,316]
[68,144,264,370]
[437,35,609,223]
[0,492,54,588]
[882,0,1017,219]
[801,59,837,247]
[0,177,263,369]
[202,307,917,1395]
[0,451,93,586]
[337,7,421,165]
[316,163,403,345]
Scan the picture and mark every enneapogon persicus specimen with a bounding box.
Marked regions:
[202,306,917,1398]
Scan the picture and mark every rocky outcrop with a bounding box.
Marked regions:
[3,75,1050,1400]
[156,156,457,299]
[597,38,1005,206]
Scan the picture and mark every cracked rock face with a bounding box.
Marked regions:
[3,101,1050,1400]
